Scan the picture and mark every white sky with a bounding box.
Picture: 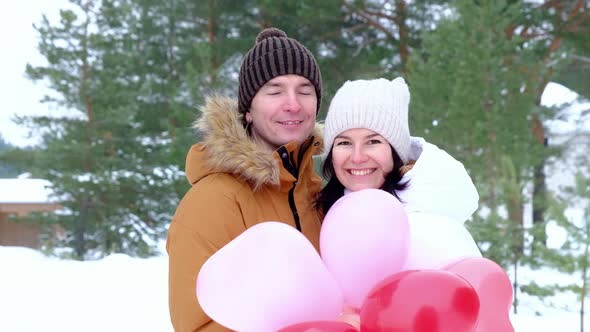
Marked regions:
[0,0,71,147]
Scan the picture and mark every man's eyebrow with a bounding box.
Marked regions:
[264,81,313,88]
[264,82,283,88]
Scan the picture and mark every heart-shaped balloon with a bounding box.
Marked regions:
[197,222,343,332]
[320,189,410,308]
[278,320,358,332]
[443,257,514,332]
[360,270,480,332]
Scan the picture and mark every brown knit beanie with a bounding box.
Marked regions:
[238,27,322,115]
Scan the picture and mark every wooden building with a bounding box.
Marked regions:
[0,179,60,248]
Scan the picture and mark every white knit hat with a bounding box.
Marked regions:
[323,77,411,163]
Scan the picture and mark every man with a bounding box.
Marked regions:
[166,27,324,332]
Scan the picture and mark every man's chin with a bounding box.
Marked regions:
[277,135,306,146]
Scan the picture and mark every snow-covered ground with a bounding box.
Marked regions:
[0,244,172,332]
[0,242,586,332]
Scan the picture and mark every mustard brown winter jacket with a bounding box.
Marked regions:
[166,96,324,332]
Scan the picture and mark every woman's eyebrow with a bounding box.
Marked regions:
[336,133,381,140]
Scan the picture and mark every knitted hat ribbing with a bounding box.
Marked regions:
[323,77,411,163]
[238,27,322,115]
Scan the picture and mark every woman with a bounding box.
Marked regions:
[317,77,482,272]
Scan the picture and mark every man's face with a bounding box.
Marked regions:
[246,75,317,150]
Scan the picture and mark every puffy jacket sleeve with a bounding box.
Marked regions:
[167,183,246,332]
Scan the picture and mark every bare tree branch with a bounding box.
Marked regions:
[342,2,396,40]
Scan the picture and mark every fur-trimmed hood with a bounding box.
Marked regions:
[185,95,323,189]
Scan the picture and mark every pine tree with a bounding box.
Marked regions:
[18,0,253,259]
[321,0,453,94]
[0,136,21,178]
[407,0,544,255]
[533,168,590,332]
[19,1,172,258]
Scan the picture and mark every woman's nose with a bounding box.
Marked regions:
[351,146,368,163]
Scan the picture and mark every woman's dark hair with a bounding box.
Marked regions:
[314,146,409,217]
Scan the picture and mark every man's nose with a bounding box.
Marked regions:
[283,91,302,112]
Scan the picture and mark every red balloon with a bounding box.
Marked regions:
[443,257,514,332]
[360,270,480,332]
[278,320,358,332]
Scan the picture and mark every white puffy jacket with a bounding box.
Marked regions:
[397,137,482,269]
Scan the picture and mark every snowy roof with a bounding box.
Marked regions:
[0,178,54,204]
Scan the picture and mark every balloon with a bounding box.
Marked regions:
[404,213,482,270]
[320,189,409,308]
[197,222,343,332]
[360,270,480,332]
[443,257,514,332]
[278,320,358,332]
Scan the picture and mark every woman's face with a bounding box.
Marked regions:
[331,128,394,192]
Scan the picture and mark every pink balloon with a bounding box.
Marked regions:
[320,189,409,308]
[197,222,343,332]
[443,257,514,332]
[278,320,358,332]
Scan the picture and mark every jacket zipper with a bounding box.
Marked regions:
[278,146,301,232]
[288,184,301,231]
